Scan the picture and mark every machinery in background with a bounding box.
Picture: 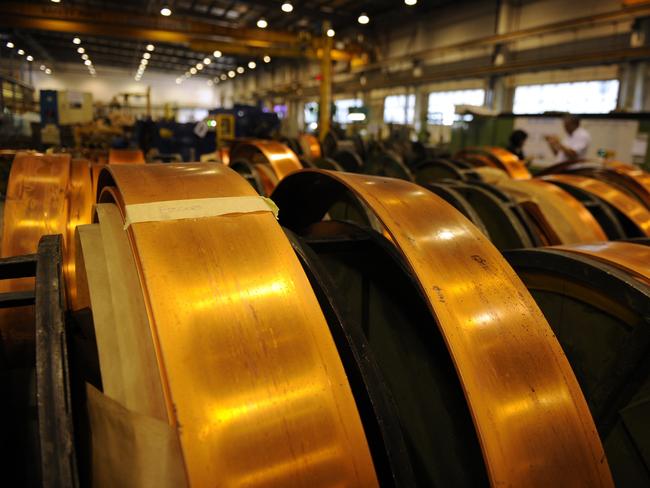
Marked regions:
[209,104,280,139]
[134,104,280,162]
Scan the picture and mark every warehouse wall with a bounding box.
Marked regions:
[31,64,219,108]
[14,0,648,138]
[221,0,644,137]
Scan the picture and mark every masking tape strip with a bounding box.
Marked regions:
[124,196,279,229]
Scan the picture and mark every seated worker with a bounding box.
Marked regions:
[507,129,528,160]
[545,114,591,163]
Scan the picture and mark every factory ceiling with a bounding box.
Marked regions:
[0,0,457,79]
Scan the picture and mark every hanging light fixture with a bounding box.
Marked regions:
[257,18,268,28]
[281,2,293,13]
[160,6,172,16]
[358,13,370,24]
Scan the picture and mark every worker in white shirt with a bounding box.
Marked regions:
[545,114,591,163]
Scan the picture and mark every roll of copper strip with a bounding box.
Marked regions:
[456,147,531,180]
[254,163,280,196]
[0,153,73,360]
[96,163,378,487]
[554,242,650,286]
[90,162,106,201]
[1,154,94,311]
[108,148,146,164]
[65,159,94,309]
[543,174,650,237]
[299,134,322,160]
[495,178,607,244]
[230,139,302,180]
[218,146,230,165]
[484,147,531,180]
[272,170,612,487]
[1,153,71,262]
[605,162,650,205]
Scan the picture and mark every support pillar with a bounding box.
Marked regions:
[319,21,332,142]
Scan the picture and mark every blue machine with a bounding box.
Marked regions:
[209,104,280,139]
[40,90,59,125]
[133,104,281,161]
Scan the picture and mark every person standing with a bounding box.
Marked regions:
[545,114,591,163]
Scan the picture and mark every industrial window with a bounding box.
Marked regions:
[383,94,415,124]
[427,89,485,125]
[512,80,619,114]
[177,108,209,123]
[333,98,363,124]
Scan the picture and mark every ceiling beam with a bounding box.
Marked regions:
[0,2,299,45]
[0,2,358,61]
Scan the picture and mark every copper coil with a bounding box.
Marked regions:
[456,147,531,180]
[605,162,650,206]
[1,154,95,304]
[0,153,93,361]
[542,161,650,208]
[495,178,607,244]
[543,174,650,236]
[254,163,279,196]
[218,146,231,165]
[272,169,612,487]
[90,162,106,201]
[94,163,378,487]
[108,148,146,164]
[553,241,650,286]
[299,134,322,160]
[230,139,302,181]
[65,159,94,308]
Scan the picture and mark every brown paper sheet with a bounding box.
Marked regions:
[95,204,167,420]
[86,384,187,488]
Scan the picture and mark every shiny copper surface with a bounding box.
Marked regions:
[554,241,650,286]
[0,152,93,322]
[496,178,607,244]
[606,162,650,206]
[457,147,531,180]
[108,148,146,164]
[299,134,322,160]
[219,146,231,165]
[1,153,71,260]
[65,159,94,309]
[543,174,650,236]
[97,163,378,488]
[90,162,106,201]
[0,153,72,359]
[300,169,611,487]
[484,147,531,180]
[254,163,279,196]
[230,139,302,180]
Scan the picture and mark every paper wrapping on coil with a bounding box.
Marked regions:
[86,384,187,488]
[123,195,279,229]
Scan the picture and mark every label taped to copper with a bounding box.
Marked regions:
[123,196,279,229]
